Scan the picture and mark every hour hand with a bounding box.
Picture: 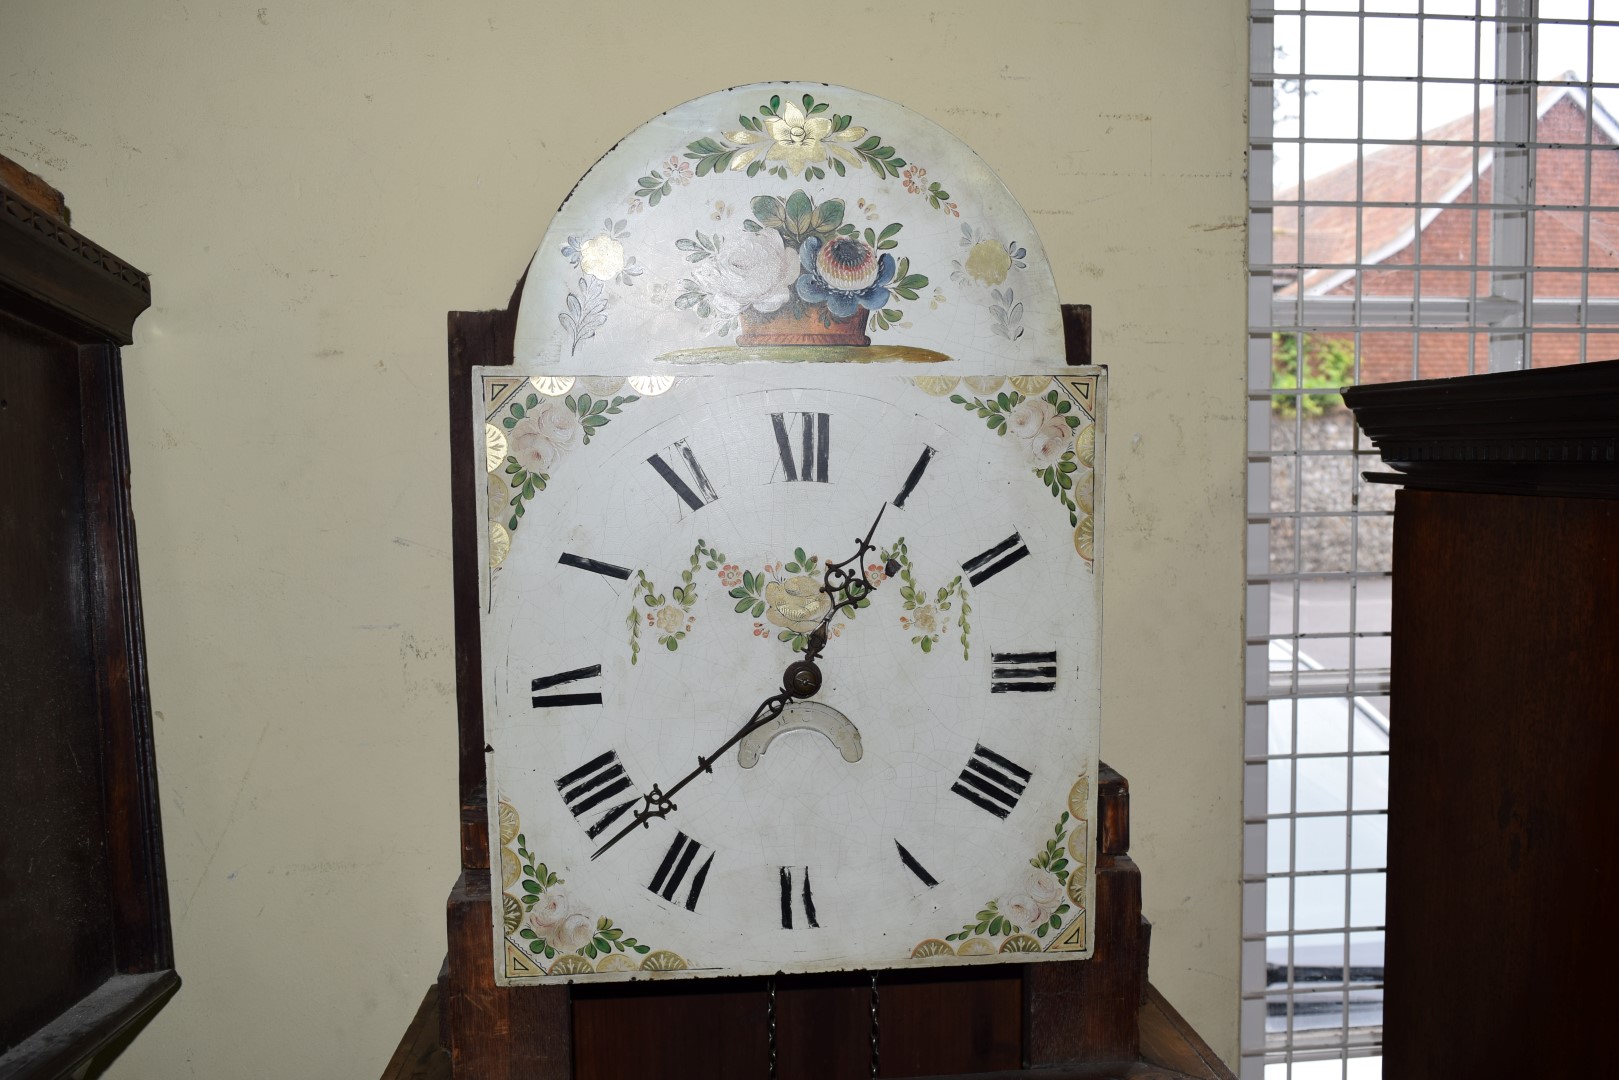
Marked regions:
[590,785,674,860]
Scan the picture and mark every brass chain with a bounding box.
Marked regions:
[767,976,777,1080]
[869,971,880,1078]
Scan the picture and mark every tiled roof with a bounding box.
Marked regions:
[1271,85,1601,295]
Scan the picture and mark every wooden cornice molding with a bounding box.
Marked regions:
[1344,358,1619,499]
[0,185,150,345]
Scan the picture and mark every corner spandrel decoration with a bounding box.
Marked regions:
[513,83,1064,372]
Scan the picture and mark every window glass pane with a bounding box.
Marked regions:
[1295,814,1349,871]
[1300,518,1356,572]
[1351,871,1387,927]
[1364,19,1418,78]
[1294,873,1349,930]
[1297,755,1349,813]
[1292,931,1347,978]
[1270,757,1296,814]
[1537,19,1591,84]
[1305,16,1363,77]
[1422,15,1484,80]
[1352,697,1391,752]
[1270,816,1295,875]
[1268,876,1293,934]
[1298,698,1351,754]
[1351,755,1389,812]
[1350,812,1388,869]
[1363,81,1419,141]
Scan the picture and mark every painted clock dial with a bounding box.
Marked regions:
[477,367,1103,983]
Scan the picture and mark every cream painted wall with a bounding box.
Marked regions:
[1,2,1249,1075]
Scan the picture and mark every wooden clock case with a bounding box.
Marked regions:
[0,160,179,1079]
[430,288,1226,1079]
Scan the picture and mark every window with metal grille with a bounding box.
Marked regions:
[1245,3,1617,1077]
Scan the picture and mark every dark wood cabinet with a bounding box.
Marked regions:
[1346,360,1619,1076]
[1,160,178,1079]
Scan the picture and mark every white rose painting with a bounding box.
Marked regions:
[686,227,799,317]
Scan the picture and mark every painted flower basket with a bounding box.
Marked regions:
[736,302,871,346]
[676,188,927,348]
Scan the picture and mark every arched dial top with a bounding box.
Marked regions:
[513,82,1064,372]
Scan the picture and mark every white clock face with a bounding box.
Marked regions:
[478,368,1102,983]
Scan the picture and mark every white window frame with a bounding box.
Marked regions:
[1245,3,1616,1077]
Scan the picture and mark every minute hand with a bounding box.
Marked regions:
[589,682,798,860]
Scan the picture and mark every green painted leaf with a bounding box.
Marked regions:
[752,601,765,618]
[813,197,845,232]
[784,189,814,235]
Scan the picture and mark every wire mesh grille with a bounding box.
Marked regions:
[1245,3,1614,1077]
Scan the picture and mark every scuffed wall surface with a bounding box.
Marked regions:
[0,1,1247,1073]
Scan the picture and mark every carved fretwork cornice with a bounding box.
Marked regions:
[0,186,151,344]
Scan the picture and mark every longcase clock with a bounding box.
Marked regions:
[445,83,1115,1078]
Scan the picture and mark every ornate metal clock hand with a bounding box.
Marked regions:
[590,505,900,861]
[803,502,902,665]
[589,675,803,860]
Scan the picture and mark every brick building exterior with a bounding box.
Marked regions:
[1274,87,1619,384]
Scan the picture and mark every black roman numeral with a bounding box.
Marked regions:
[771,412,830,483]
[555,751,638,839]
[558,552,632,580]
[961,532,1031,587]
[894,446,936,509]
[952,744,1032,819]
[894,841,939,888]
[530,664,602,708]
[991,651,1058,693]
[779,866,820,928]
[648,832,714,912]
[647,440,719,512]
